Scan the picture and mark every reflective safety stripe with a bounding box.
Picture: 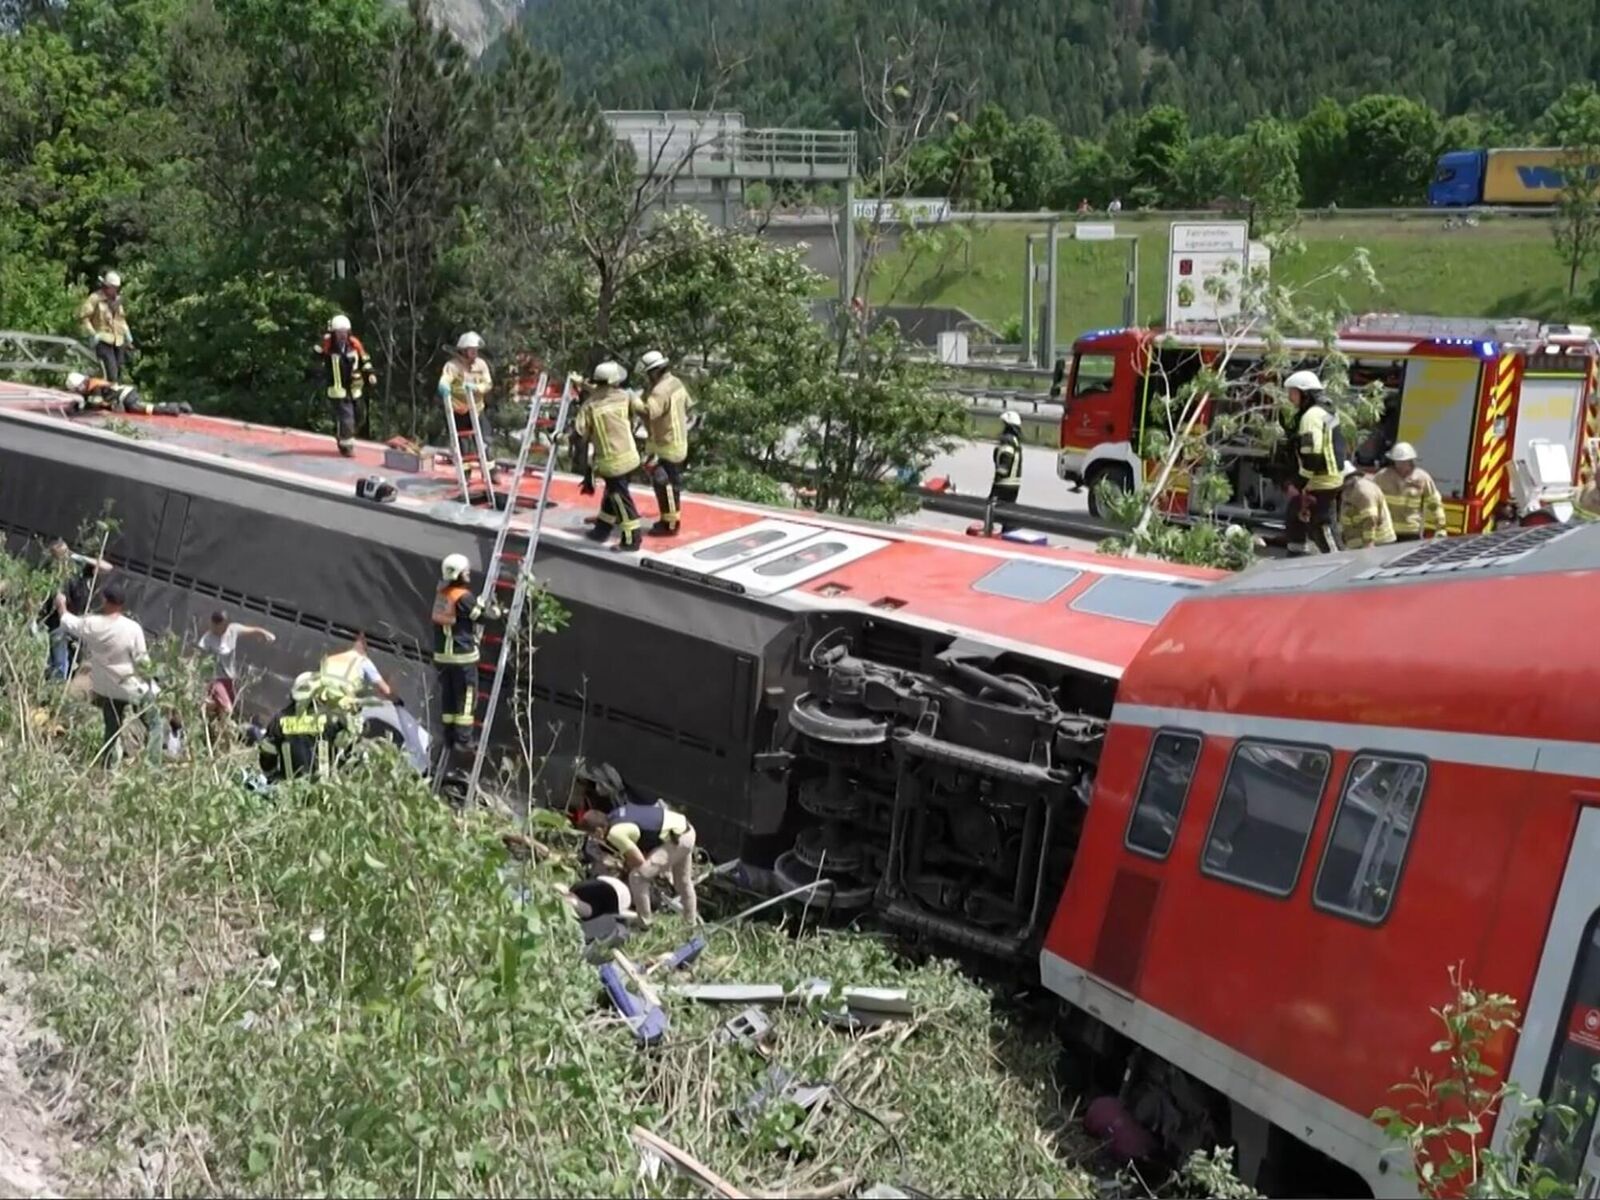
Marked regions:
[1339,477,1395,548]
[994,437,1022,484]
[279,714,327,737]
[1296,405,1343,491]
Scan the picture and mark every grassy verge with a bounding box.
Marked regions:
[0,551,1094,1197]
[863,213,1589,337]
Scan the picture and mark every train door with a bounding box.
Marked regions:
[1495,805,1600,1192]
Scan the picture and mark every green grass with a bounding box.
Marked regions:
[865,213,1590,342]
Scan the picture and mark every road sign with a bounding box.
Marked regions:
[1166,221,1249,327]
[1074,222,1117,241]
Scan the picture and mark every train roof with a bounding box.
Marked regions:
[1116,521,1600,748]
[0,384,1221,679]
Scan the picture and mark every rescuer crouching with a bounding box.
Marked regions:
[257,671,348,784]
[1284,370,1348,556]
[574,361,643,553]
[432,553,502,753]
[64,372,191,417]
[575,762,699,928]
[633,350,691,537]
[1338,461,1396,550]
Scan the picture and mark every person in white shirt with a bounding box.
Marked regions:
[198,609,275,718]
[56,584,160,766]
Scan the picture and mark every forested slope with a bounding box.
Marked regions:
[519,0,1597,135]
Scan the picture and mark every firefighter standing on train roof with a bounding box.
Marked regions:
[1374,442,1449,541]
[1339,461,1396,550]
[574,361,643,552]
[438,332,497,483]
[633,350,691,537]
[1285,370,1349,556]
[78,270,134,384]
[63,371,190,417]
[312,315,376,458]
[990,410,1024,534]
[432,553,502,750]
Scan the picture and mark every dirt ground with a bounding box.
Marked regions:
[0,962,77,1200]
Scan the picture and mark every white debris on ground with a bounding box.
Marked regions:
[0,965,74,1200]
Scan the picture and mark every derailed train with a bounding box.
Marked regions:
[5,389,1600,1196]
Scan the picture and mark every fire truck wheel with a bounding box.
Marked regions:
[1085,464,1134,519]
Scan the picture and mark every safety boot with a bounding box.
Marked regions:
[646,521,679,537]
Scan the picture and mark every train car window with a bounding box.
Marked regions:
[693,529,788,562]
[1072,354,1116,399]
[1312,755,1427,924]
[1125,730,1203,859]
[973,560,1083,603]
[1201,740,1331,897]
[1070,575,1205,625]
[752,541,847,576]
[1530,908,1600,1186]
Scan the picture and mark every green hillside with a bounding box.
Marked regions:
[862,213,1585,342]
[521,0,1598,136]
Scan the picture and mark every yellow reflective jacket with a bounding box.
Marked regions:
[440,356,493,415]
[993,433,1022,486]
[575,385,642,479]
[1374,465,1448,537]
[1340,474,1396,549]
[1296,403,1344,491]
[634,372,690,463]
[78,289,131,347]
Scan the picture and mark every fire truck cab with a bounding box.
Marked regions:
[1057,316,1598,535]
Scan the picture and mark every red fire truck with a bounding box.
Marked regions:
[1056,316,1599,533]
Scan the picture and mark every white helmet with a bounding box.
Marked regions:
[329,314,351,333]
[290,672,317,703]
[1000,410,1022,429]
[1388,441,1418,463]
[100,270,122,289]
[456,331,483,351]
[1341,460,1359,477]
[65,371,87,391]
[441,553,471,582]
[639,349,668,373]
[593,360,626,386]
[1284,369,1324,394]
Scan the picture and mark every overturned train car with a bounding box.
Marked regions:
[0,397,1216,964]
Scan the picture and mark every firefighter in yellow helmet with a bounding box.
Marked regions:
[63,371,190,417]
[312,315,377,457]
[1285,370,1348,556]
[574,361,643,552]
[431,553,501,750]
[78,270,134,383]
[1374,442,1448,541]
[632,350,691,536]
[1338,461,1396,550]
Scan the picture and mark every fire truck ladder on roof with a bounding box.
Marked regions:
[442,382,498,508]
[436,374,575,809]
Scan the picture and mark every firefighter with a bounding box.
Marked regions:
[1339,462,1396,550]
[990,410,1024,533]
[63,372,190,417]
[1284,370,1348,556]
[311,315,376,457]
[438,332,496,484]
[1374,442,1449,542]
[431,553,501,751]
[257,672,347,783]
[633,350,690,536]
[318,630,398,709]
[573,361,642,552]
[582,796,699,928]
[78,270,134,384]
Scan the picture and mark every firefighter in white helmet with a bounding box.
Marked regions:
[574,361,643,552]
[438,332,496,485]
[311,314,377,457]
[990,410,1024,534]
[632,349,692,536]
[1374,441,1448,541]
[78,269,134,383]
[1284,369,1348,555]
[62,371,190,417]
[431,552,501,751]
[1338,461,1395,550]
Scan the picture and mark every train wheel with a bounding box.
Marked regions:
[1085,463,1133,519]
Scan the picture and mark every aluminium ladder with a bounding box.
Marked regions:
[442,381,498,508]
[430,374,575,804]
